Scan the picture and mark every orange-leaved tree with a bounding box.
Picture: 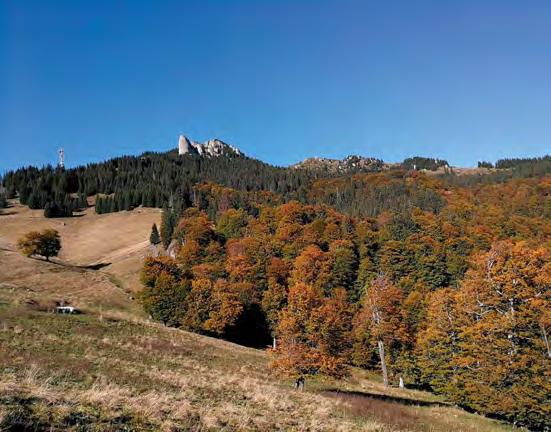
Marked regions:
[453,241,550,428]
[139,256,190,326]
[261,257,291,336]
[271,283,352,387]
[289,244,331,293]
[418,241,550,429]
[355,274,407,387]
[416,288,461,396]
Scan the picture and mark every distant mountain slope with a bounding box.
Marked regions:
[2,147,324,216]
[1,134,549,218]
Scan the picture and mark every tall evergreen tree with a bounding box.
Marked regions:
[160,207,176,248]
[150,223,161,245]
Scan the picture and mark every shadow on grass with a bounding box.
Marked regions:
[79,262,111,270]
[0,394,160,431]
[321,388,451,408]
[321,389,453,431]
[30,257,111,271]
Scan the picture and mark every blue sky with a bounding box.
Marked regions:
[1,0,550,173]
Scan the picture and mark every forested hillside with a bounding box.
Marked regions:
[2,151,321,216]
[3,151,550,429]
[141,173,550,430]
[3,150,549,218]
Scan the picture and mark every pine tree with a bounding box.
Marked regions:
[44,201,55,218]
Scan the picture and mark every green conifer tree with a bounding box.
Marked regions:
[160,207,175,248]
[95,197,103,214]
[150,223,161,245]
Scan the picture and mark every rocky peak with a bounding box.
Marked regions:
[203,139,243,157]
[178,135,194,155]
[178,135,243,157]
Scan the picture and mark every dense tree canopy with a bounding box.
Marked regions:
[3,151,549,218]
[136,171,549,428]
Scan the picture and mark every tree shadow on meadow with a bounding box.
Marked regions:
[320,389,453,431]
[321,388,451,408]
[31,257,112,271]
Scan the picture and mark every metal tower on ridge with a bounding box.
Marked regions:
[58,148,64,168]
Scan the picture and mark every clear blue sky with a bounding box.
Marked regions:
[1,0,550,173]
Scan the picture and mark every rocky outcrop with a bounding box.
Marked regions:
[178,135,196,155]
[292,155,387,174]
[178,135,243,157]
[166,239,180,259]
[203,139,243,157]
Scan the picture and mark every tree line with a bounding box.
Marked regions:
[3,151,548,218]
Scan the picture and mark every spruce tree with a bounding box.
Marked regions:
[150,223,161,245]
[78,193,88,210]
[160,207,175,248]
[95,197,103,214]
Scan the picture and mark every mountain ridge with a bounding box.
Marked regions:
[2,134,550,220]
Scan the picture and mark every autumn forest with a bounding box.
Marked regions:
[142,171,550,430]
[3,153,550,429]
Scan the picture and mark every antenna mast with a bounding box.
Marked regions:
[58,148,64,168]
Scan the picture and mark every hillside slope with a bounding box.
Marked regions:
[0,203,517,431]
[0,201,160,299]
[0,302,516,432]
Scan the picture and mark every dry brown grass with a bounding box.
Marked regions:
[0,202,159,264]
[0,248,139,315]
[0,201,162,317]
[0,305,384,431]
[0,201,160,295]
[0,300,516,431]
[313,367,516,432]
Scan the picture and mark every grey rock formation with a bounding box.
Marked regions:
[177,135,243,157]
[291,155,385,173]
[166,239,180,259]
[178,135,197,155]
[203,139,243,157]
